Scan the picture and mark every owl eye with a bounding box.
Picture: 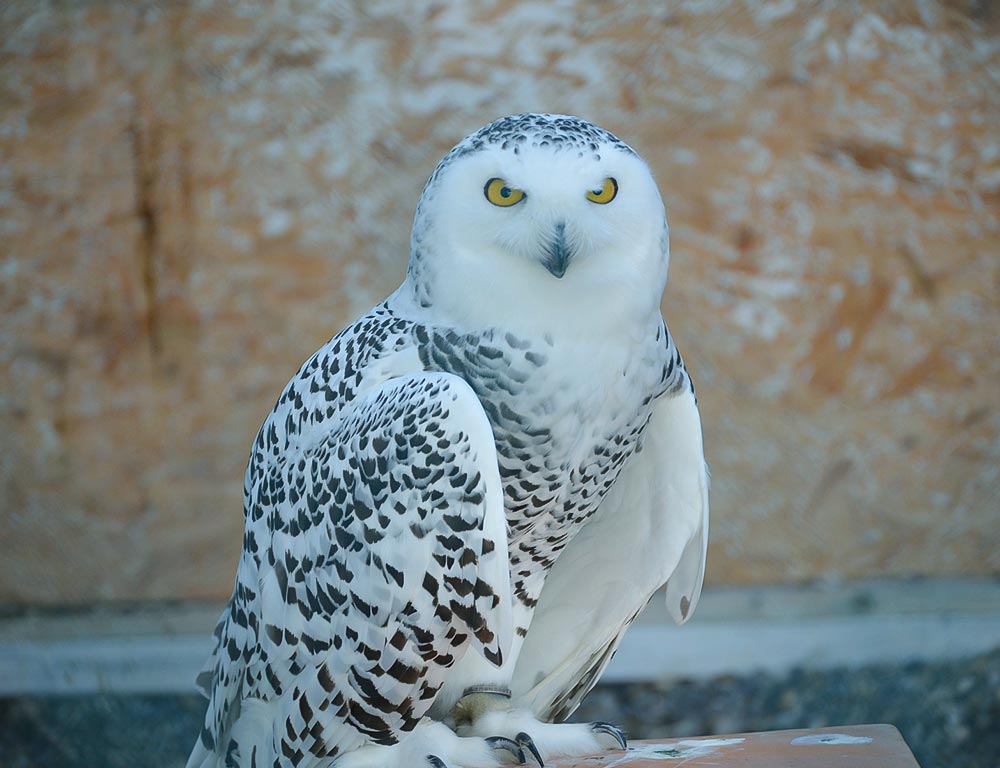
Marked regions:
[586,177,618,204]
[484,178,526,207]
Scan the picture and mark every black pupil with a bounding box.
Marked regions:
[500,186,511,198]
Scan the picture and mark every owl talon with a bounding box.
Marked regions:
[426,756,451,768]
[590,722,627,750]
[515,731,545,766]
[486,736,526,764]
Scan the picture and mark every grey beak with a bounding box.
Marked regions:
[542,221,571,279]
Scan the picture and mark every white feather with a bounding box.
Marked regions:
[510,387,708,719]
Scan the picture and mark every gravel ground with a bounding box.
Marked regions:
[2,648,997,767]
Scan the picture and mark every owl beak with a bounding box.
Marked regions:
[541,221,571,278]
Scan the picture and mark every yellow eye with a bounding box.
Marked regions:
[484,178,525,207]
[586,177,618,204]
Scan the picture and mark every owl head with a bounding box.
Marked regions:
[403,114,670,334]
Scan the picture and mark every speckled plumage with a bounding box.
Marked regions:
[189,114,708,768]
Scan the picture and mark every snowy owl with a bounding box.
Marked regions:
[188,113,708,768]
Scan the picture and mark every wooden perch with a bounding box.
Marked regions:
[550,724,920,767]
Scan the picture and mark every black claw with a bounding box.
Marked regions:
[591,722,628,750]
[515,732,544,766]
[486,736,526,764]
[426,756,449,768]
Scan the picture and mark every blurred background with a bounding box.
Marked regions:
[0,0,998,766]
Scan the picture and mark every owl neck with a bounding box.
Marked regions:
[392,249,665,341]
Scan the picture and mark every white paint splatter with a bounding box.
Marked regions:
[729,300,787,341]
[835,327,853,350]
[791,733,874,745]
[931,491,951,509]
[671,148,697,166]
[755,0,796,25]
[604,738,746,765]
[261,209,293,238]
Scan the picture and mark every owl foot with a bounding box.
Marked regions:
[422,733,532,767]
[335,720,515,768]
[453,693,626,763]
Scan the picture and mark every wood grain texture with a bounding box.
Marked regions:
[0,1,997,603]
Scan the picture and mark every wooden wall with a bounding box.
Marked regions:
[1,0,997,603]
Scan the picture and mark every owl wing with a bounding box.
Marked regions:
[189,372,512,768]
[510,384,708,721]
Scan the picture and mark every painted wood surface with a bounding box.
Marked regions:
[550,725,920,767]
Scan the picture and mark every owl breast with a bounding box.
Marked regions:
[415,320,668,608]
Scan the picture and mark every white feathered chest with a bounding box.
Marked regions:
[250,303,679,609]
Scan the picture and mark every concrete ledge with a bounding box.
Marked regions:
[604,577,1000,682]
[606,613,1000,682]
[1,579,998,696]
